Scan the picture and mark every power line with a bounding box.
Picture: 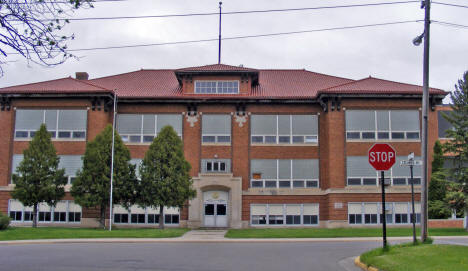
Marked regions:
[6,20,420,55]
[432,20,468,29]
[432,1,468,9]
[29,1,420,21]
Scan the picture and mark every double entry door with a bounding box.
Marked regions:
[203,191,228,227]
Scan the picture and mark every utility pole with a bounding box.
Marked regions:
[109,93,117,231]
[218,2,222,64]
[420,0,430,243]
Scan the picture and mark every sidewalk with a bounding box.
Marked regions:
[1,230,468,245]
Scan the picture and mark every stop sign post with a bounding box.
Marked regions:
[369,143,396,248]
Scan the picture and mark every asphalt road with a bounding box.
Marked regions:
[1,238,466,271]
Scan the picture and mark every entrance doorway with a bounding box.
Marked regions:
[203,191,228,227]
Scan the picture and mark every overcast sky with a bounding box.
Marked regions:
[1,0,467,102]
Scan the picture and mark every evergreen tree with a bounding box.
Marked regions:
[431,140,444,173]
[138,126,196,229]
[11,124,67,228]
[71,124,138,228]
[443,71,468,230]
[428,140,451,219]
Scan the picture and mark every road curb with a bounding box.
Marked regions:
[354,256,379,271]
[1,235,467,246]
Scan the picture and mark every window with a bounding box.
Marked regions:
[53,201,68,222]
[250,159,319,188]
[348,202,419,225]
[12,155,82,185]
[114,213,129,223]
[438,111,454,138]
[346,110,419,140]
[348,203,363,224]
[347,156,421,186]
[251,115,318,144]
[195,81,239,94]
[15,109,87,140]
[250,204,319,226]
[202,115,231,143]
[117,114,182,143]
[113,205,179,225]
[202,159,231,173]
[8,200,81,223]
[364,203,378,224]
[59,155,83,184]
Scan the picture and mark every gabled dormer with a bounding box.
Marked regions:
[174,64,259,95]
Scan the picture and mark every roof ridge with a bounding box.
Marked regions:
[69,77,111,91]
[320,77,367,91]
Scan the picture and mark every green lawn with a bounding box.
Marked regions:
[360,243,468,271]
[0,227,189,241]
[225,227,468,238]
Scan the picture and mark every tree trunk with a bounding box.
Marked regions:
[100,205,106,229]
[32,204,38,228]
[159,205,164,230]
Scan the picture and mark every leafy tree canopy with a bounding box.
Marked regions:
[11,123,67,227]
[138,125,195,229]
[71,124,137,227]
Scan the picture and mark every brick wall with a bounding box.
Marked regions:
[428,219,464,228]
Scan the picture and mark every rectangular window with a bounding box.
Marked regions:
[117,114,182,143]
[251,204,319,226]
[251,115,318,144]
[15,109,87,140]
[202,115,231,143]
[438,111,454,138]
[251,159,319,188]
[348,203,363,224]
[346,110,419,140]
[195,81,239,94]
[347,156,421,186]
[12,155,82,185]
[202,159,231,173]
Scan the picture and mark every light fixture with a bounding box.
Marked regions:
[412,32,424,46]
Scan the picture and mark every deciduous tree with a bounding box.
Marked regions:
[71,124,138,228]
[11,124,67,227]
[138,126,195,229]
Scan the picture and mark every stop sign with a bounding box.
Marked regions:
[368,143,396,171]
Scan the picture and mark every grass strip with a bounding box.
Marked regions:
[360,242,468,271]
[225,227,468,238]
[0,227,189,241]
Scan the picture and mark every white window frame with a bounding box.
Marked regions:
[251,115,319,145]
[346,110,420,141]
[14,109,87,141]
[118,114,182,144]
[112,206,180,225]
[347,202,420,225]
[8,200,81,224]
[194,80,240,94]
[346,157,422,187]
[250,203,319,227]
[250,159,319,189]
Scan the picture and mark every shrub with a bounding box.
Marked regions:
[0,212,11,230]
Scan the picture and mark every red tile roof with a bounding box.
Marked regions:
[175,63,257,72]
[323,76,446,95]
[0,77,110,94]
[0,64,447,99]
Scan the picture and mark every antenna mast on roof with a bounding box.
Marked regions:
[218,2,222,64]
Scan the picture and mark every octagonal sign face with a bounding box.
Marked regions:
[368,143,396,171]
